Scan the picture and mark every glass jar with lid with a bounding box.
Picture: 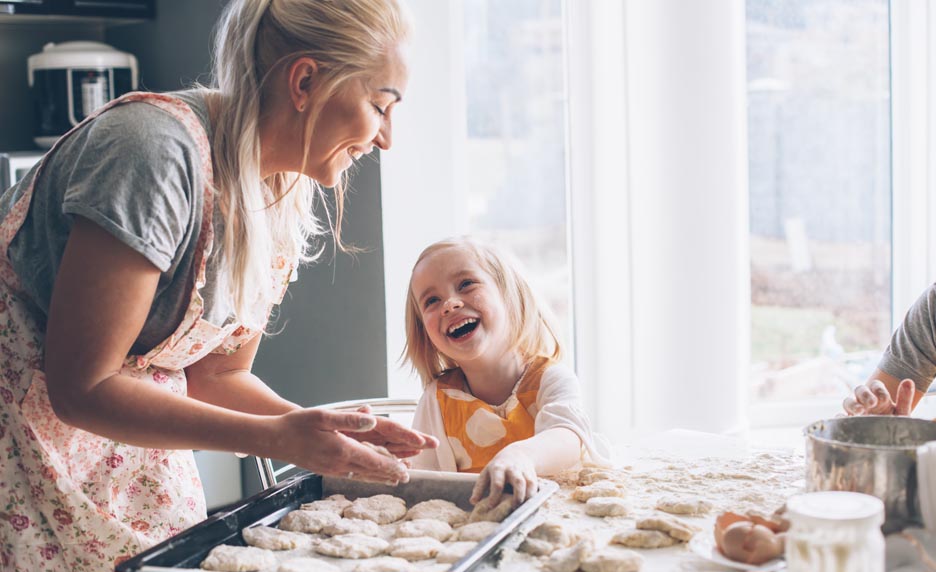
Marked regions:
[785,491,885,572]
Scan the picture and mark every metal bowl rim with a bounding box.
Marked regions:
[803,416,936,452]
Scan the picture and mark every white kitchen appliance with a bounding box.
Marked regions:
[0,151,44,191]
[27,41,138,148]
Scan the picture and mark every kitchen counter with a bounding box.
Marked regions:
[478,428,805,571]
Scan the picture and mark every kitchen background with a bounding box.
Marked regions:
[4,0,936,514]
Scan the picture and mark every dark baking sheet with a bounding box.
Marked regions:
[116,469,557,572]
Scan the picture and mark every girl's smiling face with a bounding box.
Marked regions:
[410,246,513,366]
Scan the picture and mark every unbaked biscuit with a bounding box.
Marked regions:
[572,481,626,502]
[301,494,352,514]
[405,499,468,527]
[635,514,698,542]
[315,534,388,559]
[454,521,499,541]
[654,496,713,516]
[200,545,277,571]
[241,526,313,550]
[277,558,340,572]
[279,509,341,533]
[344,494,407,525]
[322,517,380,537]
[585,497,630,517]
[436,541,477,563]
[387,536,444,560]
[394,518,453,542]
[468,496,515,523]
[580,546,643,572]
[611,529,678,549]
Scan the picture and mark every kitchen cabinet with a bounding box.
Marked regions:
[0,0,154,20]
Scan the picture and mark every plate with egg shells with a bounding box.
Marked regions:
[688,535,786,571]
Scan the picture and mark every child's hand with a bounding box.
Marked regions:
[471,445,538,507]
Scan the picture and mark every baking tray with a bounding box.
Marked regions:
[116,469,558,572]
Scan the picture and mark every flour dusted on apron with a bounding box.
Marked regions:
[0,92,293,572]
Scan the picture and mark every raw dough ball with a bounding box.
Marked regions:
[387,536,444,560]
[655,496,713,516]
[323,518,380,537]
[279,509,341,533]
[455,521,500,541]
[520,520,576,555]
[611,529,678,549]
[544,539,594,572]
[405,499,468,526]
[573,481,626,502]
[344,494,407,524]
[636,514,698,542]
[468,496,515,523]
[200,545,276,571]
[580,547,643,572]
[578,467,620,486]
[394,518,453,542]
[436,541,478,563]
[301,494,352,514]
[242,526,313,550]
[352,556,412,572]
[315,534,389,559]
[277,558,340,572]
[585,497,630,517]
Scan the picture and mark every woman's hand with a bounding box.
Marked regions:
[343,404,439,458]
[470,445,538,508]
[273,408,411,484]
[843,378,915,416]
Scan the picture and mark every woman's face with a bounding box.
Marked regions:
[302,45,409,187]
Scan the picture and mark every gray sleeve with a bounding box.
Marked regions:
[879,283,936,393]
[60,103,196,271]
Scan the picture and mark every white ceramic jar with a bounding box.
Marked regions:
[785,491,885,572]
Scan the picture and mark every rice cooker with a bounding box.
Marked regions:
[28,41,138,148]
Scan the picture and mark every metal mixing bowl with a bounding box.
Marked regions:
[805,416,936,533]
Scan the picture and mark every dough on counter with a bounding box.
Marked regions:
[468,496,515,523]
[454,521,500,541]
[578,468,620,486]
[351,556,412,572]
[301,494,353,514]
[611,529,678,549]
[322,517,380,537]
[277,557,340,572]
[654,496,713,516]
[344,494,407,524]
[405,499,468,526]
[200,545,277,571]
[572,481,626,502]
[279,509,341,533]
[315,534,389,559]
[394,518,453,541]
[520,520,576,555]
[544,538,594,572]
[580,547,643,572]
[436,541,477,563]
[387,536,444,560]
[635,514,698,542]
[242,525,313,550]
[585,497,630,517]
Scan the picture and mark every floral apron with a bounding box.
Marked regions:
[437,356,552,473]
[0,92,292,572]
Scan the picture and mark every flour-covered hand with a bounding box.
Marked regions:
[843,378,914,416]
[471,445,538,507]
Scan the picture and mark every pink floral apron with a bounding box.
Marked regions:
[0,92,293,571]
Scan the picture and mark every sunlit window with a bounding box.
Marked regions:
[462,0,573,347]
[746,0,891,406]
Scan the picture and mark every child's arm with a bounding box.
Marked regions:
[470,426,581,506]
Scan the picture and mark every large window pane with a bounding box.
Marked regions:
[746,0,891,405]
[462,0,572,346]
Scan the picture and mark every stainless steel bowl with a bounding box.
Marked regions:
[805,416,936,533]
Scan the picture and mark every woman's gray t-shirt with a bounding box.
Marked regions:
[879,283,936,393]
[0,90,234,355]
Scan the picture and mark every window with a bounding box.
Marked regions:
[462,0,573,347]
[746,0,891,414]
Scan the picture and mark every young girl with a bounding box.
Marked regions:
[404,237,610,507]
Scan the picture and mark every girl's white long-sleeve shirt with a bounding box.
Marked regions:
[410,362,612,472]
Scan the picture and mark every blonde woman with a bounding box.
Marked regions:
[403,237,610,508]
[0,0,437,570]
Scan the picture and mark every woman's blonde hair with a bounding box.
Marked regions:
[403,237,563,387]
[207,0,411,328]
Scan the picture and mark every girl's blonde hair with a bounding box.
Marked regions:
[207,0,411,328]
[403,237,563,386]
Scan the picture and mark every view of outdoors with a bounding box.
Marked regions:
[746,0,892,404]
[461,0,572,346]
